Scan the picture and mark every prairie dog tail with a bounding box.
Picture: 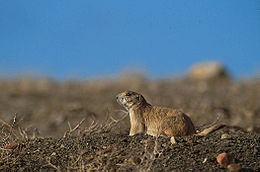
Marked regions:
[195,112,225,136]
[195,124,225,136]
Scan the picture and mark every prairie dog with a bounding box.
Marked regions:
[116,91,223,137]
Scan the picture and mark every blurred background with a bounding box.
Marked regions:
[0,0,259,80]
[0,1,260,138]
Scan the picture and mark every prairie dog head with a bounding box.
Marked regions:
[116,91,147,110]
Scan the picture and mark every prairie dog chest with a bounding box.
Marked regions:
[128,111,132,122]
[128,109,145,124]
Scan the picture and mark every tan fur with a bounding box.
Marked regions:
[116,91,222,137]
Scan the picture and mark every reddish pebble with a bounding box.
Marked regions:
[216,152,233,167]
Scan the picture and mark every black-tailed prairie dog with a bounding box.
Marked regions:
[116,91,223,137]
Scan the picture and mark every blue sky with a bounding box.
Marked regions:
[0,0,260,79]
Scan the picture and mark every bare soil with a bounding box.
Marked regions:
[0,76,259,171]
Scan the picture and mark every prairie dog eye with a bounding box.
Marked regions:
[125,93,131,96]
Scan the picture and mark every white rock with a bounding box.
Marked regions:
[170,136,177,144]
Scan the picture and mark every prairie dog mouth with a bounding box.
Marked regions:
[116,96,124,105]
[116,97,128,110]
[116,91,144,111]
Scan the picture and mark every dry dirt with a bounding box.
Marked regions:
[0,76,259,171]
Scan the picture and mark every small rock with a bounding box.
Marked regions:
[170,136,177,144]
[216,152,233,167]
[246,126,254,132]
[227,164,242,172]
[128,156,141,165]
[221,133,232,140]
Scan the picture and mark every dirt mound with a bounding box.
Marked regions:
[0,126,259,171]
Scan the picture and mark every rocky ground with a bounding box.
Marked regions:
[0,75,259,171]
